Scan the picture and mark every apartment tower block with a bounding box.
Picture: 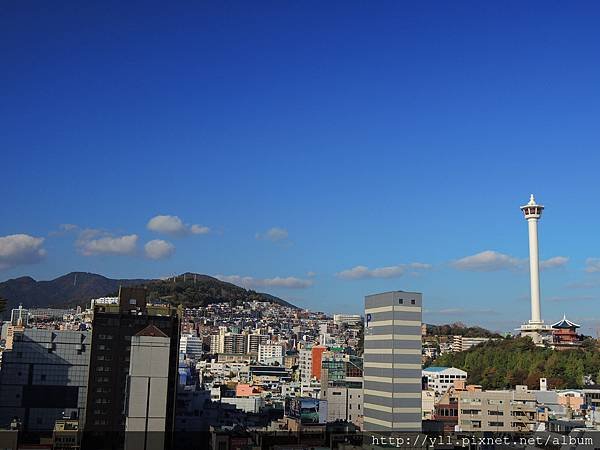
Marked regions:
[363,291,422,431]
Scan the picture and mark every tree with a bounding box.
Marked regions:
[432,336,600,390]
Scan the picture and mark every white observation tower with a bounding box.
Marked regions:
[519,194,552,343]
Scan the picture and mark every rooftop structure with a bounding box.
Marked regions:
[551,315,583,349]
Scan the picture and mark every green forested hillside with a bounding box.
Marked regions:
[426,322,502,338]
[431,336,600,389]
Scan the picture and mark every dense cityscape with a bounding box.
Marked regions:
[3,2,600,449]
[0,197,599,449]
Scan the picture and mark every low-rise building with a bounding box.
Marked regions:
[451,335,492,352]
[423,367,467,394]
[332,314,362,326]
[321,386,363,428]
[458,385,538,432]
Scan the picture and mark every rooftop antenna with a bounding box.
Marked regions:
[74,274,77,287]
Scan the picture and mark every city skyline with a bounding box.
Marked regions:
[3,2,600,333]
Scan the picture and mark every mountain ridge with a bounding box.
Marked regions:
[0,271,296,316]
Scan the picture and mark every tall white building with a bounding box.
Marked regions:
[10,304,29,326]
[299,349,313,384]
[258,344,283,364]
[209,334,221,354]
[247,334,269,354]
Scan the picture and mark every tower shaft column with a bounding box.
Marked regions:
[527,218,541,323]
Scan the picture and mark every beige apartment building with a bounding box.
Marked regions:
[458,385,538,432]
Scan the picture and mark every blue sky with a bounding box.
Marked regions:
[2,1,600,333]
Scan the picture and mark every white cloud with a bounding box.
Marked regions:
[48,223,80,237]
[190,224,210,235]
[144,240,175,260]
[567,278,600,289]
[256,227,288,242]
[307,271,317,277]
[147,215,210,236]
[336,262,431,280]
[59,223,78,232]
[540,256,569,270]
[585,258,600,273]
[215,274,313,289]
[451,250,524,272]
[423,307,495,316]
[546,295,596,302]
[452,251,568,272]
[0,234,47,270]
[77,230,138,256]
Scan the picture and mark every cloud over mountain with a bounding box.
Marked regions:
[215,274,313,289]
[144,239,175,260]
[76,229,138,256]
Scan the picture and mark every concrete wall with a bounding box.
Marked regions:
[124,335,171,450]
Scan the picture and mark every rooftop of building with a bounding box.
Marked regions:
[53,419,79,431]
[365,290,422,297]
[552,315,580,329]
[423,366,450,372]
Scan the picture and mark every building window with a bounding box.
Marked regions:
[411,299,416,305]
[398,299,403,304]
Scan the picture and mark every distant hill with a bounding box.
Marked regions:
[0,272,148,313]
[0,271,296,317]
[132,273,298,310]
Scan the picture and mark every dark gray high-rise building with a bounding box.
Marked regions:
[0,329,90,433]
[83,287,180,450]
[363,291,422,431]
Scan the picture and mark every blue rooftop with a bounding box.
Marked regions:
[424,366,450,372]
